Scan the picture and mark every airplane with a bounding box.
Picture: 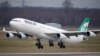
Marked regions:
[2,17,100,49]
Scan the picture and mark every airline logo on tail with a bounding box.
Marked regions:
[78,17,90,32]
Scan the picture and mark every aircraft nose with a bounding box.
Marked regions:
[9,20,16,27]
[10,21,14,27]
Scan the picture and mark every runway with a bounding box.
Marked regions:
[0,52,100,56]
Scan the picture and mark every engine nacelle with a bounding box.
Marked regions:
[17,33,27,39]
[56,33,60,38]
[87,31,96,37]
[6,33,14,38]
[56,33,66,39]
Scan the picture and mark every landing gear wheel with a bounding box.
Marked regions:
[58,42,60,46]
[62,45,65,48]
[60,45,65,48]
[37,45,41,49]
[49,43,54,47]
[60,45,62,48]
[58,42,66,48]
[40,45,43,49]
[35,39,43,49]
[37,43,43,49]
[49,40,54,47]
[35,43,38,46]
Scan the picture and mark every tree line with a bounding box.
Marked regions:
[0,0,100,27]
[0,7,100,27]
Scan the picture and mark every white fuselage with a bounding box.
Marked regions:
[10,18,84,43]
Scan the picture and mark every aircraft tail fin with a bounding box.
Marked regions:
[3,27,6,32]
[77,17,90,32]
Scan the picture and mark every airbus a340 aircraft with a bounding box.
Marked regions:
[3,17,100,49]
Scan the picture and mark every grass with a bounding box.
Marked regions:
[0,28,100,53]
[0,35,100,53]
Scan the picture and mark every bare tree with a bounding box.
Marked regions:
[63,0,73,9]
[63,0,73,14]
[0,1,12,12]
[0,1,11,8]
[62,0,73,25]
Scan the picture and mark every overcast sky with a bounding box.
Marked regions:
[0,0,100,8]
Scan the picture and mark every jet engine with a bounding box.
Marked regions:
[6,33,14,38]
[16,33,27,39]
[56,33,67,39]
[87,31,96,37]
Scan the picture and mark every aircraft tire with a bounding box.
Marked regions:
[49,43,54,47]
[37,43,40,49]
[37,43,43,49]
[58,42,60,46]
[36,43,38,46]
[59,43,63,48]
[62,45,65,48]
[40,45,43,49]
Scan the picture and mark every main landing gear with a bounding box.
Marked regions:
[49,40,54,47]
[58,41,65,48]
[35,39,43,49]
[35,39,65,49]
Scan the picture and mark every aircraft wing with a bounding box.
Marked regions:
[90,30,100,34]
[2,27,33,38]
[45,31,87,38]
[45,30,100,38]
[66,30,100,34]
[63,30,100,38]
[63,31,87,36]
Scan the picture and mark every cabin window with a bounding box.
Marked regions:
[25,20,32,24]
[33,22,36,25]
[25,20,36,25]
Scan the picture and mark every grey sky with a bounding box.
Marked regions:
[72,0,100,8]
[0,0,100,8]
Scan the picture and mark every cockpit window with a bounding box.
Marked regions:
[12,19,20,22]
[12,20,18,22]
